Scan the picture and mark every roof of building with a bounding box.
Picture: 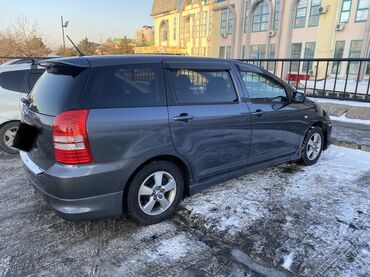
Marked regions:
[151,0,178,16]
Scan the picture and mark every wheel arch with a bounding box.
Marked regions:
[122,154,192,212]
[303,121,328,150]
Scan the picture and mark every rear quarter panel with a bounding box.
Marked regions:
[87,107,174,163]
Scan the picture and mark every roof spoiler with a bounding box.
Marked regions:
[38,57,90,69]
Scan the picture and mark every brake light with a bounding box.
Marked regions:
[53,109,93,164]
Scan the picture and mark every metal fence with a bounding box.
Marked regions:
[238,58,370,102]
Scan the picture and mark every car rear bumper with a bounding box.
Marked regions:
[20,151,124,220]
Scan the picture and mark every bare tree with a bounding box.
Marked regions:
[0,16,51,57]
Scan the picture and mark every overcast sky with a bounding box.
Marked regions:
[0,0,154,49]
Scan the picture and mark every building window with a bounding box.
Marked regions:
[273,0,281,30]
[244,0,251,32]
[160,20,168,42]
[228,10,234,34]
[226,46,232,59]
[208,11,213,36]
[173,18,177,40]
[309,0,321,26]
[268,44,276,71]
[252,1,269,32]
[202,11,208,37]
[220,8,234,35]
[348,40,363,75]
[195,12,200,37]
[340,0,352,23]
[221,9,228,35]
[219,46,226,58]
[291,43,303,72]
[294,0,308,28]
[331,41,345,74]
[356,0,369,22]
[250,44,266,59]
[302,42,316,72]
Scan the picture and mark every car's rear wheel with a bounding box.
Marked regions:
[300,127,324,166]
[0,122,19,154]
[126,161,184,224]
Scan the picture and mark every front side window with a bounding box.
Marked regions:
[309,0,321,27]
[252,1,269,32]
[340,0,352,23]
[294,0,308,28]
[83,64,165,108]
[356,0,370,22]
[169,69,237,104]
[240,71,287,102]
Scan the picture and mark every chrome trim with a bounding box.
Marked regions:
[20,151,44,175]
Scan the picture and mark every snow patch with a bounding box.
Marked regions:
[282,252,294,271]
[330,114,370,125]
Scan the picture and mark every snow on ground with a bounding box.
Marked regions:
[330,114,370,125]
[302,79,370,95]
[180,145,370,276]
[309,97,370,108]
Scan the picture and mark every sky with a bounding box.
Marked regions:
[0,0,154,49]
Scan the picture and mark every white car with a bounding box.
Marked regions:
[0,60,45,153]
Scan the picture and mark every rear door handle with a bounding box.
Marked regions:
[173,113,194,122]
[252,109,264,117]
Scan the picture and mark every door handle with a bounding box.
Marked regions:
[173,113,194,122]
[252,109,264,117]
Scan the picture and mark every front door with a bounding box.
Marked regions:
[237,67,307,164]
[165,62,252,181]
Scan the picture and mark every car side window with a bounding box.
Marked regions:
[83,63,165,108]
[240,71,288,103]
[169,69,238,104]
[28,72,44,93]
[0,70,28,93]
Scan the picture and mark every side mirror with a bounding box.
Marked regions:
[293,91,305,103]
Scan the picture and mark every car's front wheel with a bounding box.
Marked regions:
[0,122,19,154]
[126,161,184,224]
[301,127,324,166]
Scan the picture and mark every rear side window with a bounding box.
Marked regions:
[28,71,44,91]
[82,63,165,108]
[0,70,27,93]
[28,67,89,116]
[169,69,237,104]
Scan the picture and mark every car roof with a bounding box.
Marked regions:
[0,63,44,72]
[40,55,260,71]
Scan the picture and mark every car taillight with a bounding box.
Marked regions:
[53,109,93,164]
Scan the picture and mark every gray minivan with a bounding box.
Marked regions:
[18,55,332,224]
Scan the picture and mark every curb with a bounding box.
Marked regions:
[331,139,370,152]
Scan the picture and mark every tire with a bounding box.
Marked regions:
[300,127,324,166]
[0,122,19,154]
[126,161,184,224]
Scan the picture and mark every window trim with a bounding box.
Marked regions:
[355,0,369,22]
[167,68,240,106]
[340,0,352,23]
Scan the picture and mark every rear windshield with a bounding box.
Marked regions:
[28,66,89,116]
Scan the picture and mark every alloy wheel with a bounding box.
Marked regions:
[306,133,322,161]
[137,171,177,216]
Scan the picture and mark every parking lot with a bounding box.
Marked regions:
[0,145,369,276]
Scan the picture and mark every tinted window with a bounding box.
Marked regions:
[169,69,237,104]
[28,71,44,92]
[0,70,27,93]
[240,71,287,102]
[28,67,89,116]
[82,64,165,108]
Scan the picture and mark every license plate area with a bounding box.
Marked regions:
[13,123,41,152]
